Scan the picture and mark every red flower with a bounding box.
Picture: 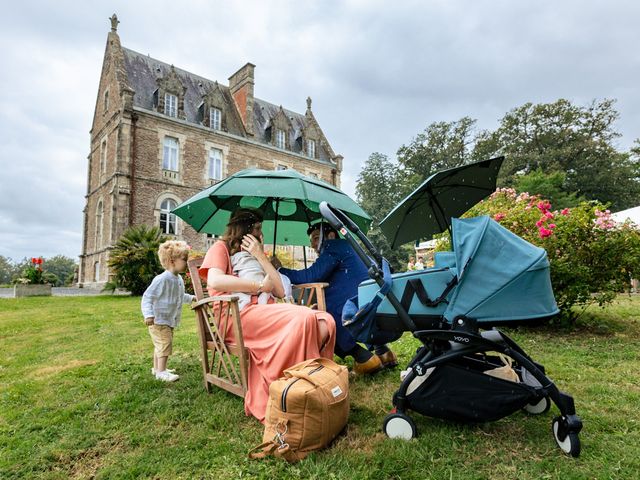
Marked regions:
[494,213,506,221]
[561,208,570,216]
[535,219,544,228]
[538,227,553,238]
[31,257,37,264]
[548,223,556,229]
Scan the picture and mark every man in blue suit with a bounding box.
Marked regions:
[274,223,396,375]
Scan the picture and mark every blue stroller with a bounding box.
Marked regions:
[319,203,583,457]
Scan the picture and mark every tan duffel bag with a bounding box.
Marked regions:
[249,357,349,462]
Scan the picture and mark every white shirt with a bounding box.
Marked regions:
[141,270,195,327]
[230,251,293,311]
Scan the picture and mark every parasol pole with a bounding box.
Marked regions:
[272,197,280,253]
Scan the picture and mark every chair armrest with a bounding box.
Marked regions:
[192,295,239,309]
[292,282,330,289]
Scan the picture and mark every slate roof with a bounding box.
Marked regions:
[121,47,332,163]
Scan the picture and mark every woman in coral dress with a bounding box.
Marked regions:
[198,208,336,422]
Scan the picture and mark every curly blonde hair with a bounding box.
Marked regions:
[158,240,190,270]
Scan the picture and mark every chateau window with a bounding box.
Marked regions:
[208,148,223,181]
[95,201,103,249]
[307,139,316,159]
[160,199,177,235]
[100,139,107,174]
[103,90,109,112]
[94,261,100,282]
[276,129,286,149]
[164,93,178,117]
[162,136,179,171]
[210,107,222,130]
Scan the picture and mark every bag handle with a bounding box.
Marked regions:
[283,357,343,377]
[496,353,513,368]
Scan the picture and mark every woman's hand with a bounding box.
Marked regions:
[241,234,266,260]
[260,276,275,293]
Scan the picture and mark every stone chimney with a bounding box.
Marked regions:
[228,63,255,136]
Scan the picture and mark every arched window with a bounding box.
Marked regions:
[94,261,100,282]
[160,199,177,235]
[95,200,104,249]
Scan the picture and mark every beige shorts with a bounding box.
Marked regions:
[148,324,173,357]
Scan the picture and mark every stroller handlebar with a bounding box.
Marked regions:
[319,201,358,233]
[319,201,417,332]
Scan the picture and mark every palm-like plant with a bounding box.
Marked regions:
[104,225,166,295]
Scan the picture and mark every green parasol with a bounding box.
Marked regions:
[173,168,371,246]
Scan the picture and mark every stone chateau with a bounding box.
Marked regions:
[79,15,343,287]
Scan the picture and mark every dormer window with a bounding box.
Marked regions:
[307,139,316,159]
[276,129,286,149]
[164,93,177,117]
[210,107,222,130]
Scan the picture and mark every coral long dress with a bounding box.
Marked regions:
[199,241,336,422]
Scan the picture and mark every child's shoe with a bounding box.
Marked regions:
[155,370,179,382]
[151,368,176,376]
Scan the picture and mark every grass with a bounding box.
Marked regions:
[1,295,639,479]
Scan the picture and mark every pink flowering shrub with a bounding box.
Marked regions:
[438,188,640,322]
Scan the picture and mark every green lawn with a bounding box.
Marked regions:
[1,295,639,479]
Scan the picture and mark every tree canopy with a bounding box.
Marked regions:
[355,98,640,259]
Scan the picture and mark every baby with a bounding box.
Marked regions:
[231,251,292,310]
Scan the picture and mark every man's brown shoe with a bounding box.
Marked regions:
[353,354,384,375]
[377,350,398,369]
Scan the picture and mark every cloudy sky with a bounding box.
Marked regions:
[1,0,639,262]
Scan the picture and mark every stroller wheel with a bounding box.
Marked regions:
[523,396,550,415]
[383,412,417,440]
[552,417,581,457]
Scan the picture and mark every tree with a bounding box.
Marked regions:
[355,153,411,270]
[513,169,582,209]
[475,98,640,210]
[42,255,77,287]
[396,117,479,193]
[104,225,166,295]
[0,256,13,284]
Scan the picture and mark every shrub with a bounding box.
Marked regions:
[104,225,166,296]
[438,188,640,322]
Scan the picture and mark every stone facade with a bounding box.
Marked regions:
[79,15,342,287]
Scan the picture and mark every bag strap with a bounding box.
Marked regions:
[248,441,279,459]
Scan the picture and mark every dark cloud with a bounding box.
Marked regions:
[1,0,639,261]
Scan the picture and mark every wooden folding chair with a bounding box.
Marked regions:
[188,256,328,397]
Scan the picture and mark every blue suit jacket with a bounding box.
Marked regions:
[279,239,369,330]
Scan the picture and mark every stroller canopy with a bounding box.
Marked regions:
[444,216,559,323]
